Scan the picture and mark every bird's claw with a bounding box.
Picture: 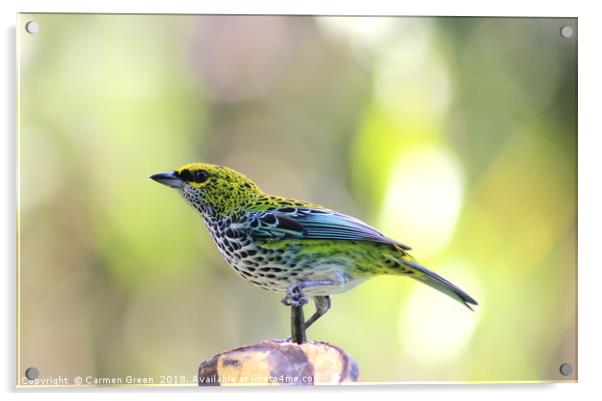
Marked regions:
[281,282,308,307]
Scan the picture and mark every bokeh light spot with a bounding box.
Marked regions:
[398,263,482,367]
[380,146,464,257]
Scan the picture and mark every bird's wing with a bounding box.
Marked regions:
[240,207,411,250]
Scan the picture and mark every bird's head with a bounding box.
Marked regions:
[151,163,262,217]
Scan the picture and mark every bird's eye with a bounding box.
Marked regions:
[192,169,209,183]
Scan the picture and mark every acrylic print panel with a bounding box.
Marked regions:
[17,14,577,386]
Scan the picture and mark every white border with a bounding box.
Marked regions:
[2,1,601,400]
[3,0,585,16]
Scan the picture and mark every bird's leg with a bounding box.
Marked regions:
[281,282,309,307]
[283,295,333,342]
[304,296,331,330]
[281,280,337,307]
[282,280,337,344]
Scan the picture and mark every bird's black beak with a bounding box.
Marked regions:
[150,171,183,189]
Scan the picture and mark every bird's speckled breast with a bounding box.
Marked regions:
[202,213,367,295]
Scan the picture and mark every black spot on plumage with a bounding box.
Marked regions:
[225,229,236,239]
[261,214,277,224]
[240,251,248,258]
[246,249,257,256]
[278,207,296,213]
[178,169,192,181]
[270,214,305,234]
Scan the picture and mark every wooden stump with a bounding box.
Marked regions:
[198,339,359,386]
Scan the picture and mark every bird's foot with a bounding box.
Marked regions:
[281,282,309,308]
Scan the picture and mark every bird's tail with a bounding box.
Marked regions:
[401,257,479,310]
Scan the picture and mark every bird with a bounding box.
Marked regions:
[151,163,478,332]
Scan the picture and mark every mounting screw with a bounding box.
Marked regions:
[25,367,39,380]
[25,21,40,34]
[559,362,573,376]
[559,25,573,39]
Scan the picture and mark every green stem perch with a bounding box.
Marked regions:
[291,303,306,344]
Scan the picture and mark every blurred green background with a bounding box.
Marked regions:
[18,15,577,383]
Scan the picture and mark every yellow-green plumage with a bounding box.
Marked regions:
[151,163,478,329]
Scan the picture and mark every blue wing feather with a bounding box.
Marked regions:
[244,207,411,250]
